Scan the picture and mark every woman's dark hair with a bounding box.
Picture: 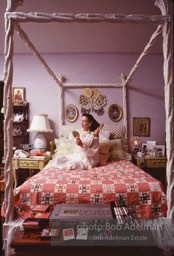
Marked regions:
[82,114,100,131]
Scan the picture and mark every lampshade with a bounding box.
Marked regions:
[27,113,53,133]
[27,113,53,149]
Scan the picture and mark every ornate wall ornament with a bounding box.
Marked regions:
[79,88,107,116]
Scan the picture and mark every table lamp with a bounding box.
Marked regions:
[132,137,141,153]
[27,113,53,150]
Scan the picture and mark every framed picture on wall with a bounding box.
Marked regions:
[133,117,150,137]
[13,87,25,105]
[108,104,123,122]
[65,104,78,123]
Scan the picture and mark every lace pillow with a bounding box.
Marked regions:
[53,138,76,157]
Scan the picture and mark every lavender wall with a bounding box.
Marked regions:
[0,52,165,149]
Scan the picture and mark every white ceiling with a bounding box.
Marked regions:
[0,0,168,54]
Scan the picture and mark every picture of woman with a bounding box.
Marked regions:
[13,88,25,105]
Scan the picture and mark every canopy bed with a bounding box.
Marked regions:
[2,0,173,255]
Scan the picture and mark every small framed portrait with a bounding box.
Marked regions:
[13,87,25,105]
[133,117,150,137]
[65,104,78,123]
[154,145,165,157]
[108,104,123,122]
[13,126,22,136]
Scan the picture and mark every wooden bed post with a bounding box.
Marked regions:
[58,86,64,137]
[121,74,128,142]
[155,0,174,218]
[3,0,21,224]
[3,0,24,253]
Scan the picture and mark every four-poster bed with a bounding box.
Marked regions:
[2,0,173,255]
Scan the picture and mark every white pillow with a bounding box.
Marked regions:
[53,137,76,158]
[99,130,110,141]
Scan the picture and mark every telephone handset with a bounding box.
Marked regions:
[13,149,30,158]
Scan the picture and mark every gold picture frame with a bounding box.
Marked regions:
[65,104,78,123]
[133,117,150,137]
[108,104,123,122]
[13,87,25,105]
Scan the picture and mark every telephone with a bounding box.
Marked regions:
[13,149,30,158]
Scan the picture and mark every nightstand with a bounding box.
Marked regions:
[132,154,167,187]
[12,156,51,189]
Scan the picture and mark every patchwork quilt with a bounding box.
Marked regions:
[4,160,167,219]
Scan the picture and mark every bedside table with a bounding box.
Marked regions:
[12,156,51,189]
[132,154,167,186]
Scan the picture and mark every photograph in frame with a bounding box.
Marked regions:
[65,104,78,123]
[108,104,123,122]
[154,145,165,157]
[133,117,150,137]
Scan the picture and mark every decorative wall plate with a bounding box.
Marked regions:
[108,104,123,122]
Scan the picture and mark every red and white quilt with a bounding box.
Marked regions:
[11,160,167,219]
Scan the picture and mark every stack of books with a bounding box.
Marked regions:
[30,149,46,159]
[22,218,48,232]
[22,205,51,232]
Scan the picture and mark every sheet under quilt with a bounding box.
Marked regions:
[3,160,167,219]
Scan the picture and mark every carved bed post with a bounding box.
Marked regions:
[3,1,24,251]
[58,86,64,137]
[155,0,174,218]
[4,0,22,224]
[121,74,128,142]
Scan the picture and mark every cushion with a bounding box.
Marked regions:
[108,139,127,160]
[109,149,126,160]
[109,139,125,151]
[99,130,110,141]
[99,141,112,154]
[99,153,109,166]
[53,137,76,157]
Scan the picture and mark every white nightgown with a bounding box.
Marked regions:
[47,130,99,170]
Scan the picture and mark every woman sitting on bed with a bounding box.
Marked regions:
[48,114,102,170]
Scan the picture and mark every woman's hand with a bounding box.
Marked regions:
[93,124,104,137]
[75,137,83,148]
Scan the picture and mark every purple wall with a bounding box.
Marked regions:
[0,52,165,149]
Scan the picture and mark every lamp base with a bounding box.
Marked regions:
[34,133,47,150]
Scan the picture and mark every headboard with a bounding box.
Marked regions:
[59,124,127,139]
[50,124,127,157]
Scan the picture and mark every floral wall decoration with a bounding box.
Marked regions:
[79,88,107,116]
